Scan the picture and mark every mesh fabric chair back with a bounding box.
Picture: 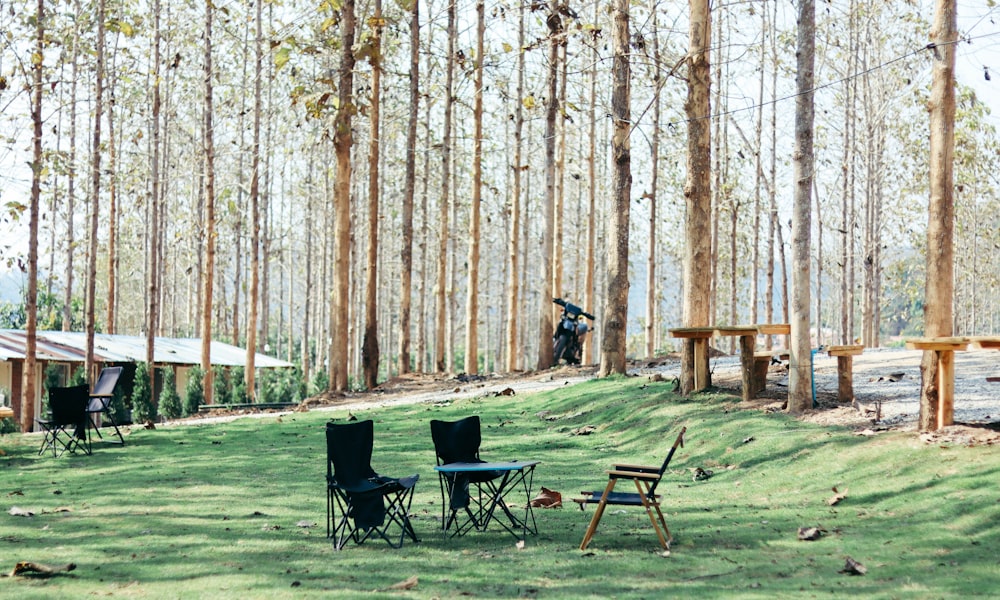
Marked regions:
[430,416,484,465]
[91,366,123,397]
[50,385,90,426]
[326,419,377,487]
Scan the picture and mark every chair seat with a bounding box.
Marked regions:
[575,491,660,506]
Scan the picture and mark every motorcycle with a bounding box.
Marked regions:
[552,298,595,366]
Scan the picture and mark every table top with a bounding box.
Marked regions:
[0,406,14,419]
[435,460,539,473]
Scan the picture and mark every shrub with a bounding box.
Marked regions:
[130,362,157,423]
[183,366,204,417]
[159,368,182,419]
[230,366,247,404]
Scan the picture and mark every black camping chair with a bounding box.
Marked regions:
[430,416,504,536]
[37,385,92,457]
[87,366,125,446]
[325,420,419,550]
[573,427,686,550]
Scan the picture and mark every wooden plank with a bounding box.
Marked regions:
[938,350,955,427]
[905,337,969,351]
[669,327,714,339]
[827,344,864,357]
[739,333,755,402]
[713,326,758,337]
[0,406,14,419]
[970,336,1000,349]
[836,355,854,403]
[755,323,791,335]
[693,338,710,390]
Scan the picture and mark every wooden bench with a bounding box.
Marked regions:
[904,336,970,429]
[671,324,789,402]
[751,350,790,395]
[825,345,864,403]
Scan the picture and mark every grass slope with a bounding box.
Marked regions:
[1,377,998,599]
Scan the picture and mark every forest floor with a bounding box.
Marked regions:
[186,347,1000,447]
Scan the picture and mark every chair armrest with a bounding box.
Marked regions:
[612,463,659,473]
[606,469,659,480]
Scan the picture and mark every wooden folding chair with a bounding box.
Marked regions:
[574,427,686,550]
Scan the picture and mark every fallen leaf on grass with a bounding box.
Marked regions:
[385,575,418,591]
[516,540,525,550]
[828,487,848,506]
[797,526,825,541]
[529,486,562,508]
[839,556,867,575]
[7,490,23,496]
[8,506,34,517]
[296,520,317,528]
[10,561,76,578]
[571,425,596,436]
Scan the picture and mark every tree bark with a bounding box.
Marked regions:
[505,1,526,373]
[362,0,383,389]
[599,0,631,377]
[645,8,661,359]
[788,0,816,414]
[201,0,217,403]
[920,0,957,431]
[434,0,455,374]
[146,0,162,389]
[463,0,485,375]
[538,2,560,370]
[245,0,264,400]
[85,0,107,382]
[681,0,712,393]
[329,0,356,391]
[398,0,419,375]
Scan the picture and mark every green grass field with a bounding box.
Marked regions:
[2,376,998,598]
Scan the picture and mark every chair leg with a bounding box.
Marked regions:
[634,480,669,550]
[580,479,617,550]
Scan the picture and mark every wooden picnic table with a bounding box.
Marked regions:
[670,324,789,402]
[905,336,973,429]
[825,345,864,403]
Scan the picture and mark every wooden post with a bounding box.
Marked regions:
[938,349,954,427]
[670,328,714,393]
[738,334,754,402]
[826,345,863,403]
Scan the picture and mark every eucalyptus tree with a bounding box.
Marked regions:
[398,0,419,375]
[463,0,485,375]
[599,0,631,376]
[920,0,957,431]
[201,0,218,402]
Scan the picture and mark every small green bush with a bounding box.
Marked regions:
[130,362,156,423]
[159,368,183,419]
[183,366,204,416]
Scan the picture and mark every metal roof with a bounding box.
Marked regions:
[0,330,293,368]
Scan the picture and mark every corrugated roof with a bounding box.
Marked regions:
[0,330,293,368]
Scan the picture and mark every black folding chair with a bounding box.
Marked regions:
[573,427,686,550]
[325,420,419,550]
[87,366,125,445]
[37,385,92,457]
[430,416,504,536]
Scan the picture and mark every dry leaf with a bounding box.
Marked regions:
[839,556,867,575]
[10,561,76,577]
[797,526,824,541]
[571,425,597,436]
[516,539,526,550]
[530,486,562,508]
[296,520,317,528]
[8,506,34,517]
[828,487,848,506]
[387,575,418,590]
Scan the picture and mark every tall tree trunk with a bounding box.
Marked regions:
[463,0,485,374]
[681,0,712,393]
[538,2,560,370]
[599,0,631,377]
[434,0,455,374]
[788,0,816,414]
[245,0,263,400]
[362,0,383,389]
[505,0,526,373]
[920,0,957,431]
[583,0,598,365]
[645,8,661,359]
[21,0,44,432]
[85,0,106,382]
[201,0,217,403]
[105,61,118,335]
[329,0,356,391]
[146,0,162,386]
[64,0,80,332]
[399,0,419,375]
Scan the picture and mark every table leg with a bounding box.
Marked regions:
[739,334,755,402]
[837,355,854,403]
[937,350,955,427]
